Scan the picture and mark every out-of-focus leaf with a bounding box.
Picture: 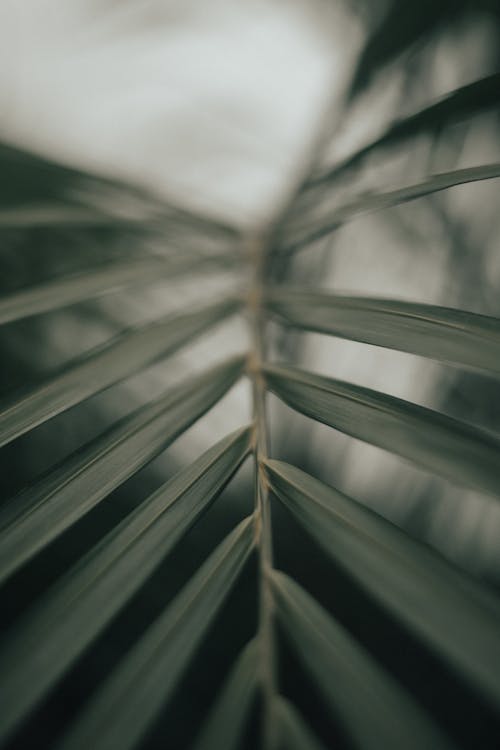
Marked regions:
[312,73,500,182]
[57,517,255,750]
[193,639,258,750]
[349,0,461,97]
[263,364,500,497]
[271,571,456,750]
[0,297,240,448]
[0,205,127,228]
[288,163,500,250]
[0,142,240,244]
[0,356,245,583]
[273,697,328,750]
[0,427,251,743]
[0,141,149,229]
[265,460,500,707]
[0,142,99,209]
[266,287,500,375]
[0,253,237,326]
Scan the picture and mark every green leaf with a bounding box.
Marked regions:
[57,517,255,750]
[0,142,104,209]
[266,287,500,375]
[193,639,258,750]
[270,571,456,750]
[347,0,457,98]
[273,697,328,750]
[312,72,500,182]
[0,253,237,326]
[0,356,245,583]
[0,141,239,242]
[0,140,145,229]
[0,426,251,744]
[265,459,500,707]
[0,205,127,228]
[287,163,500,250]
[263,363,500,497]
[0,297,240,448]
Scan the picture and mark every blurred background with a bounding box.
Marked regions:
[1,1,500,747]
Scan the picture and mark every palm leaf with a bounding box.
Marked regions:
[347,0,464,97]
[57,517,255,750]
[0,141,239,243]
[287,163,500,250]
[0,356,245,583]
[193,639,258,750]
[0,426,251,743]
[310,72,500,183]
[1,10,500,747]
[0,253,236,326]
[264,363,500,497]
[271,571,455,750]
[266,287,500,374]
[265,459,500,706]
[0,297,239,448]
[273,697,328,750]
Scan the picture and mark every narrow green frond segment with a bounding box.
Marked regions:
[273,697,328,750]
[0,426,251,744]
[270,572,456,750]
[265,460,500,708]
[0,253,237,326]
[337,163,500,216]
[263,364,500,498]
[57,517,255,750]
[347,3,460,99]
[0,297,240,448]
[0,141,239,239]
[0,205,128,228]
[310,73,500,183]
[289,163,500,249]
[193,639,258,750]
[266,287,500,375]
[0,356,245,584]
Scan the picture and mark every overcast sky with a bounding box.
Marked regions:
[0,0,358,225]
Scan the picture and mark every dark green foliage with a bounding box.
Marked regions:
[1,5,500,749]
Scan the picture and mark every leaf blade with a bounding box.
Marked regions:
[312,72,500,182]
[265,459,500,707]
[0,253,237,326]
[0,297,239,448]
[271,572,455,750]
[57,517,255,750]
[273,697,328,750]
[288,163,500,250]
[264,363,500,497]
[0,356,245,583]
[266,287,500,375]
[193,639,258,750]
[0,426,251,743]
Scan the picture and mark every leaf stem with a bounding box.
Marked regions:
[246,232,277,750]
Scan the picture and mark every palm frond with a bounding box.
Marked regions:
[0,298,239,448]
[57,517,255,750]
[0,357,245,582]
[310,72,500,183]
[266,287,500,374]
[270,571,455,750]
[0,253,236,325]
[265,460,500,706]
[0,427,251,743]
[193,639,258,750]
[264,363,500,497]
[1,7,500,748]
[285,163,500,250]
[272,697,328,750]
